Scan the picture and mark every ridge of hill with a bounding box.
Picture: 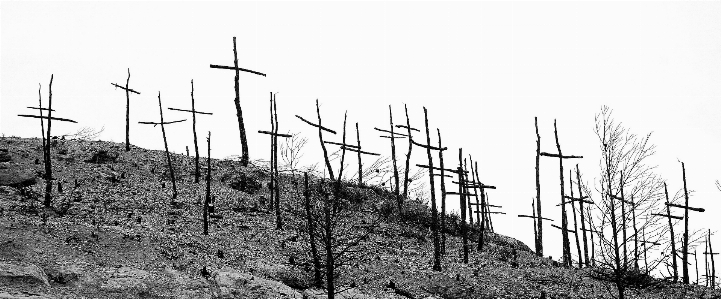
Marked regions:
[1,136,719,299]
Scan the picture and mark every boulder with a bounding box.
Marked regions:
[100,267,150,293]
[214,268,302,298]
[0,292,54,299]
[0,169,36,188]
[302,288,373,299]
[0,149,10,162]
[0,262,50,287]
[46,264,82,284]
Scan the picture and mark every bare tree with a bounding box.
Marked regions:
[592,106,666,299]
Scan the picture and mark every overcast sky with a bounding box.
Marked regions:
[2,1,721,278]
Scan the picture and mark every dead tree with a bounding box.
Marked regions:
[470,161,498,251]
[356,123,363,186]
[138,92,186,200]
[296,99,337,180]
[458,148,469,263]
[667,162,706,284]
[396,104,419,200]
[535,116,543,257]
[168,80,212,183]
[203,131,211,235]
[540,120,582,267]
[209,37,266,166]
[259,93,291,229]
[18,75,77,207]
[111,68,141,151]
[422,107,441,271]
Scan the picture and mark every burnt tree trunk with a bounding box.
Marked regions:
[43,75,54,207]
[682,162,690,284]
[323,187,335,299]
[469,157,481,226]
[535,117,543,257]
[710,229,716,288]
[569,169,582,268]
[232,37,250,166]
[204,131,211,235]
[422,107,442,271]
[303,172,322,288]
[125,69,131,151]
[632,197,639,270]
[269,94,276,211]
[191,80,200,183]
[621,174,628,269]
[577,165,589,267]
[463,160,473,227]
[476,164,487,251]
[389,105,400,213]
[437,128,447,255]
[38,84,47,180]
[664,183,678,282]
[158,92,178,200]
[532,200,538,249]
[316,100,335,181]
[274,97,282,230]
[553,120,571,267]
[402,104,413,200]
[356,122,362,186]
[459,148,468,264]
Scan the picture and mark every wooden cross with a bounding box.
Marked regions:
[296,99,337,180]
[415,106,443,270]
[669,162,704,284]
[258,92,291,229]
[111,68,141,151]
[540,119,582,267]
[395,104,419,200]
[18,75,76,207]
[703,229,717,288]
[209,37,266,166]
[138,92,186,201]
[168,80,212,184]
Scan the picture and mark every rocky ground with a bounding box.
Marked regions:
[1,136,720,299]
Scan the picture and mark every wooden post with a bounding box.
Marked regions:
[463,159,474,227]
[203,131,211,235]
[475,163,486,250]
[535,117,543,257]
[437,128,447,255]
[540,119,583,267]
[532,200,538,248]
[576,165,590,267]
[296,100,337,180]
[422,107,441,271]
[209,37,267,166]
[469,157,481,227]
[38,84,47,174]
[112,68,140,152]
[706,232,710,287]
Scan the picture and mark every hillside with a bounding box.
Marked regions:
[1,136,719,299]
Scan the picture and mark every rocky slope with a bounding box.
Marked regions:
[1,136,719,299]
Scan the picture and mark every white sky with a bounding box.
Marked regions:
[2,1,721,278]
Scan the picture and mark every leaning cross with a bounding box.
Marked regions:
[209,37,266,166]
